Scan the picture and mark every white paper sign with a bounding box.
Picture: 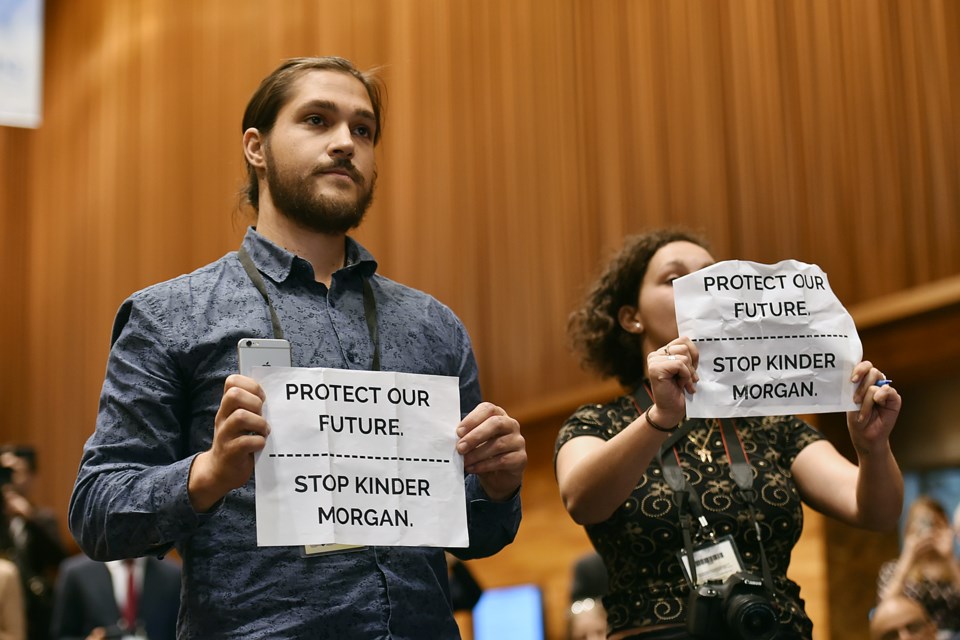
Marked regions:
[673,260,862,418]
[252,367,468,548]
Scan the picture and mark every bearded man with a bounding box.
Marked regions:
[69,57,526,640]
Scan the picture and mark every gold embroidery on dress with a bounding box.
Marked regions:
[686,420,717,463]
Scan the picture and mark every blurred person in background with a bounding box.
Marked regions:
[952,502,960,558]
[50,553,180,640]
[879,496,960,638]
[0,473,27,640]
[0,556,26,640]
[555,229,904,639]
[569,597,607,640]
[1,445,67,640]
[870,595,938,640]
[568,552,608,640]
[446,553,483,612]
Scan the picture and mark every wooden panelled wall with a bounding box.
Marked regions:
[1,2,958,639]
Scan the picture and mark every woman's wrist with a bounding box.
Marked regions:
[644,405,679,433]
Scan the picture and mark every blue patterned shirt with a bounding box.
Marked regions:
[70,228,521,639]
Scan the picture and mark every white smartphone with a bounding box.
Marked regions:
[238,337,364,556]
[237,338,292,376]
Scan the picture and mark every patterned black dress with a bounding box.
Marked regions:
[555,394,824,639]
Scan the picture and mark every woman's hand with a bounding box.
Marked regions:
[846,361,901,456]
[645,336,699,427]
[933,526,955,558]
[900,526,933,565]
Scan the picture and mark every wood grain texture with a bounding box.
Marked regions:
[1,1,957,638]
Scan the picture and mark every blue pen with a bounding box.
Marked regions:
[874,379,893,387]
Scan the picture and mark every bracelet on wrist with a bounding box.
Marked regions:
[644,405,677,433]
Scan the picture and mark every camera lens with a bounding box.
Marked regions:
[727,598,778,640]
[246,340,253,347]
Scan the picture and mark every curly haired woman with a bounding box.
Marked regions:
[555,229,904,639]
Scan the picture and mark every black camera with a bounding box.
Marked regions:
[0,465,12,487]
[686,572,779,640]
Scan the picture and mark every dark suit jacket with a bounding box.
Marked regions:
[50,554,180,640]
[10,508,68,640]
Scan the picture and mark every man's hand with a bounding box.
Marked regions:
[188,374,269,512]
[456,402,527,502]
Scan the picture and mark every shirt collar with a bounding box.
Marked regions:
[106,557,146,571]
[240,226,379,283]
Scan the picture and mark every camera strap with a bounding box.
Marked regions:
[237,245,381,371]
[631,384,778,597]
[629,385,704,510]
[658,442,710,588]
[660,418,775,591]
[630,386,709,586]
[718,418,775,591]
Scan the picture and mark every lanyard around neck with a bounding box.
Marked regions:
[237,246,381,371]
[631,384,775,589]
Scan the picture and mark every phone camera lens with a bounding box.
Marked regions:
[245,340,253,347]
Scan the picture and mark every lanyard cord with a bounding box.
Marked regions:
[718,418,775,590]
[658,421,775,590]
[631,385,709,586]
[660,446,709,587]
[631,384,775,590]
[238,247,285,340]
[237,246,381,371]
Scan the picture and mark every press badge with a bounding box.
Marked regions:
[677,535,745,584]
[301,543,367,557]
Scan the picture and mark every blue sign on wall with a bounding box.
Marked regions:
[0,0,44,128]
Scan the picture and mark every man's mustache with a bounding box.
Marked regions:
[314,159,363,185]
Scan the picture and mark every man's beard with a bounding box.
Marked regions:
[263,148,376,235]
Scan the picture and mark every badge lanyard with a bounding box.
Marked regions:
[237,246,381,371]
[715,418,775,591]
[238,245,378,558]
[630,385,775,590]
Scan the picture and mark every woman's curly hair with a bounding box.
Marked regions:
[568,228,709,389]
